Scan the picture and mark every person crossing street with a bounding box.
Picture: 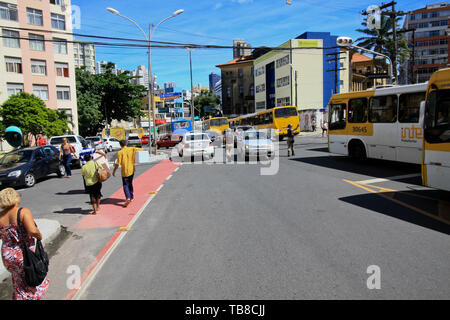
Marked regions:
[286,124,299,157]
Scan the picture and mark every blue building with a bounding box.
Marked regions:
[209,72,221,92]
[296,32,339,111]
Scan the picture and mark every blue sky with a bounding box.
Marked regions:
[72,0,428,90]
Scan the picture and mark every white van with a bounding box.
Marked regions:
[49,135,88,168]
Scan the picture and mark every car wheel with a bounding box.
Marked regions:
[24,173,36,188]
[57,164,66,177]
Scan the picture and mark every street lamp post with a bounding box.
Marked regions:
[186,47,195,132]
[107,7,184,155]
[336,36,395,85]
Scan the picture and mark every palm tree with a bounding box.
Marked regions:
[356,15,410,80]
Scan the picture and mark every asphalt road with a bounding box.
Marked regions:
[59,135,450,300]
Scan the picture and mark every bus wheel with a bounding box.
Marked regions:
[349,140,366,161]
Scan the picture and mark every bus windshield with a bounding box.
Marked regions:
[274,107,297,118]
[329,104,347,130]
[210,118,228,127]
[425,89,450,143]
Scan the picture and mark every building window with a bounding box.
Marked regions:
[276,55,290,68]
[33,85,49,100]
[2,29,20,48]
[55,62,69,77]
[53,38,67,54]
[51,13,66,30]
[276,97,290,106]
[256,84,266,93]
[5,57,22,73]
[238,68,243,77]
[227,87,231,98]
[276,76,290,88]
[31,59,47,75]
[27,8,43,26]
[256,101,266,110]
[6,83,23,97]
[255,66,265,77]
[29,34,45,51]
[0,2,18,21]
[56,86,71,100]
[50,0,64,5]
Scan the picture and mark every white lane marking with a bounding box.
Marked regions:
[357,173,421,185]
[166,175,173,181]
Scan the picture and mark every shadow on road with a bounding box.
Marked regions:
[53,207,92,215]
[55,189,86,195]
[290,155,422,184]
[339,190,450,235]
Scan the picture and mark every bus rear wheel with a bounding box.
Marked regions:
[349,140,367,161]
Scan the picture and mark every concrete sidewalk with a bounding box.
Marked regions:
[0,219,62,283]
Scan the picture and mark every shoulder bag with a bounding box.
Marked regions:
[17,208,49,287]
[95,161,111,183]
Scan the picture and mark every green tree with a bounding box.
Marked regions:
[76,63,146,136]
[355,15,410,78]
[193,91,221,118]
[0,92,69,146]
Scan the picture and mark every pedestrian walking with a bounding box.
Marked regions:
[312,118,316,132]
[321,120,328,137]
[286,124,299,157]
[81,154,103,215]
[79,141,106,192]
[112,140,143,207]
[37,134,47,146]
[59,138,76,178]
[0,188,49,300]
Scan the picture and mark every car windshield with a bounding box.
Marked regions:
[50,136,76,144]
[173,121,190,129]
[87,137,100,142]
[186,134,209,141]
[245,132,268,140]
[0,150,33,166]
[274,107,298,118]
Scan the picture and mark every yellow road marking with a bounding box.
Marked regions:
[343,179,450,226]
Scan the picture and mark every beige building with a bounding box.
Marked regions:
[0,0,78,151]
[254,39,323,112]
[73,40,95,73]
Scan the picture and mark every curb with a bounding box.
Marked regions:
[0,219,61,283]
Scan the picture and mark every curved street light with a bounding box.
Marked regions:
[336,36,394,85]
[107,7,184,155]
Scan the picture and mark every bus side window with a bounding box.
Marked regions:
[369,95,398,123]
[399,92,425,123]
[348,98,368,123]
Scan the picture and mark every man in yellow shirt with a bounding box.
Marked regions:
[112,140,143,207]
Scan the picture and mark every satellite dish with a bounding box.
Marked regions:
[5,126,23,148]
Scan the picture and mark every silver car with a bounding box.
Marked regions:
[85,136,107,152]
[237,130,274,160]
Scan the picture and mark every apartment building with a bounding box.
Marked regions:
[400,1,450,84]
[0,0,78,144]
[73,40,95,73]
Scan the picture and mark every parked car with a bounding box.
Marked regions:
[0,146,65,188]
[176,132,214,160]
[103,137,121,152]
[85,136,107,152]
[127,134,142,147]
[157,134,182,149]
[49,135,87,168]
[237,130,274,161]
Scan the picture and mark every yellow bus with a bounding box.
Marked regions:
[129,128,145,138]
[203,117,229,134]
[229,106,300,140]
[328,83,427,163]
[422,68,450,191]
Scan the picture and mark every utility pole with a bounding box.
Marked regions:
[326,52,346,94]
[362,1,407,84]
[398,27,416,84]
